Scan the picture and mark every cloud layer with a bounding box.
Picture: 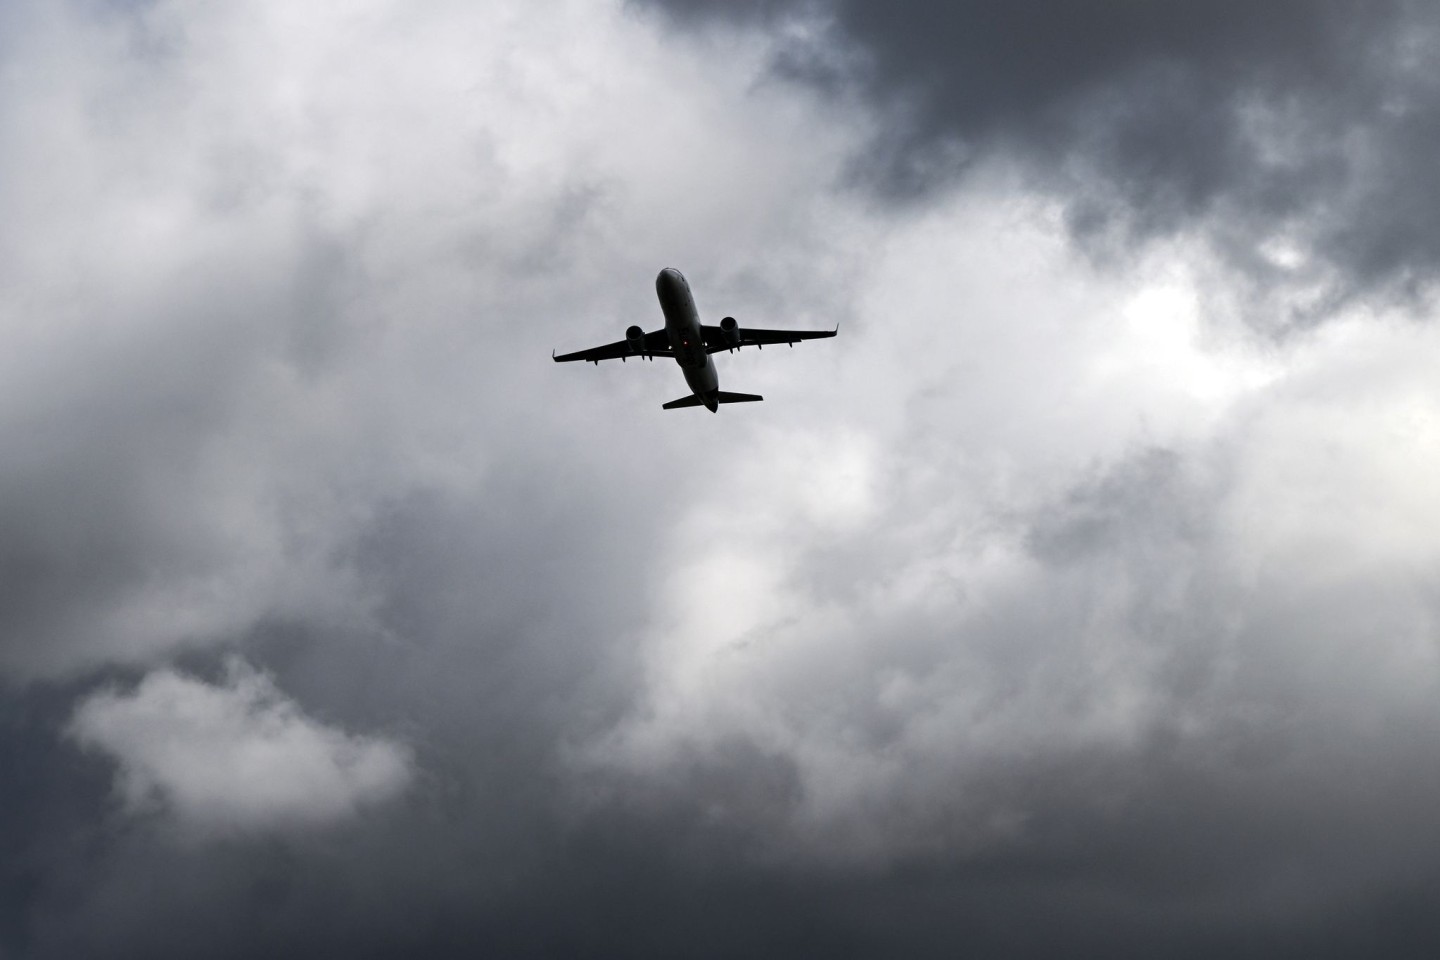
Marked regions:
[2,0,1440,956]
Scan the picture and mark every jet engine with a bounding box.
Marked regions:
[625,325,646,355]
[719,316,741,348]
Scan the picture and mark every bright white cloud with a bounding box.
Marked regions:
[67,658,412,835]
[582,190,1440,863]
[0,0,868,678]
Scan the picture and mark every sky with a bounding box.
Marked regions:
[3,0,1440,955]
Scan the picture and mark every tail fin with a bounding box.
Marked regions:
[661,391,764,410]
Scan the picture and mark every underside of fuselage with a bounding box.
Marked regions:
[657,267,723,411]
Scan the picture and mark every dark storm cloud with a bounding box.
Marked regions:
[0,681,115,956]
[641,0,1440,318]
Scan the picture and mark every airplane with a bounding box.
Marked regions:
[553,267,838,411]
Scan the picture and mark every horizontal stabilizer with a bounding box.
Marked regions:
[661,391,765,410]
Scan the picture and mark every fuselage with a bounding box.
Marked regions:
[656,267,720,411]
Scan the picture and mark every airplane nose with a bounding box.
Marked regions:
[655,267,684,297]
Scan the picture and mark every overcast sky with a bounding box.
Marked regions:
[4,0,1440,955]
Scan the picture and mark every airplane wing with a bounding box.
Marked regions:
[553,329,674,363]
[700,322,838,354]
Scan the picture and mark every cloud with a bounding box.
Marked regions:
[67,659,412,834]
[580,207,1440,889]
[0,0,869,682]
[637,0,1440,321]
[2,0,1440,955]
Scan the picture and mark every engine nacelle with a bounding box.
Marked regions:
[719,316,741,347]
[625,325,646,355]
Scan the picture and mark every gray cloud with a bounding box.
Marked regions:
[639,0,1440,323]
[3,0,1440,957]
